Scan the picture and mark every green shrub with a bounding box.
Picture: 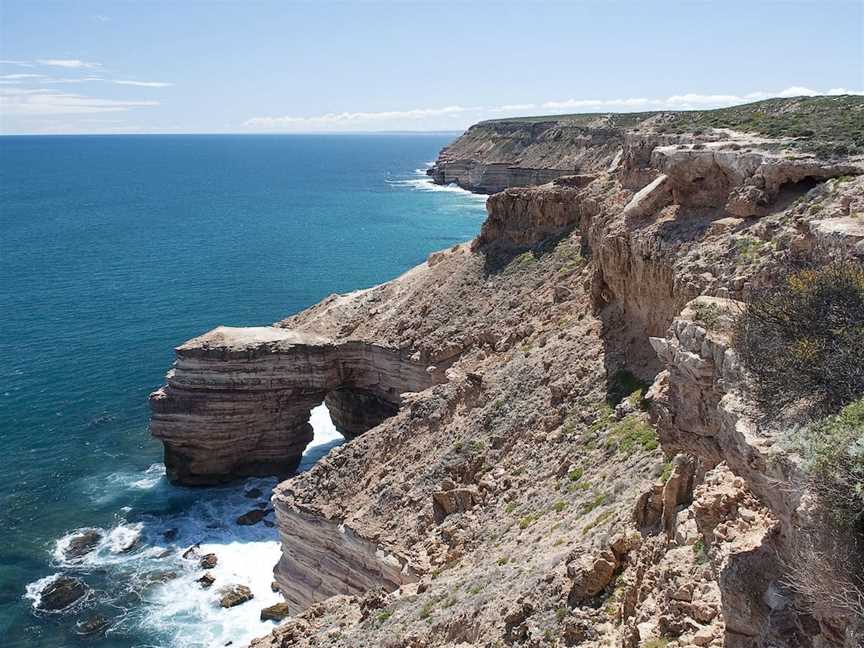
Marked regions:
[692,301,724,329]
[568,467,584,482]
[734,261,864,417]
[788,397,864,526]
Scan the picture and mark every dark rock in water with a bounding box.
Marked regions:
[198,572,215,589]
[182,543,200,559]
[236,509,266,526]
[64,530,102,560]
[219,584,253,608]
[38,576,87,611]
[163,528,178,541]
[76,614,109,635]
[263,520,275,528]
[244,487,262,499]
[270,581,279,593]
[155,548,174,559]
[200,553,218,569]
[260,601,291,621]
[143,570,178,587]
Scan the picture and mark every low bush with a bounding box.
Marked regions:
[734,261,864,417]
[788,397,864,527]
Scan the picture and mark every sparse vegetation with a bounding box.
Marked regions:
[568,467,584,482]
[734,261,864,417]
[606,415,659,455]
[733,235,767,263]
[492,96,864,157]
[787,398,864,527]
[693,538,708,564]
[644,639,670,648]
[519,513,541,529]
[692,301,724,329]
[582,509,615,535]
[581,492,608,514]
[511,251,537,270]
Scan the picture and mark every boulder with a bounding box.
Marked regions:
[260,602,291,621]
[38,576,87,611]
[219,584,253,608]
[64,530,102,560]
[198,572,215,589]
[431,485,480,522]
[200,553,218,569]
[566,552,618,603]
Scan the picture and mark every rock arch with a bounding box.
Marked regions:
[149,326,440,485]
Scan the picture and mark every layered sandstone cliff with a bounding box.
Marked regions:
[148,97,864,648]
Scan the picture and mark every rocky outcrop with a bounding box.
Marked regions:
[427,119,628,193]
[150,326,441,485]
[652,143,859,214]
[649,297,864,644]
[474,176,599,257]
[272,498,418,614]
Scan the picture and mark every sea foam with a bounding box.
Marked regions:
[30,404,344,647]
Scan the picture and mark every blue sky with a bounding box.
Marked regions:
[1,0,862,134]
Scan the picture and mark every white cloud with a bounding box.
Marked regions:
[0,87,159,115]
[243,105,474,129]
[489,103,537,113]
[93,14,110,22]
[0,74,43,81]
[242,87,864,132]
[37,59,101,69]
[113,80,173,88]
[0,59,36,67]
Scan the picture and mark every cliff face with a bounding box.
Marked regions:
[147,97,864,648]
[425,118,636,193]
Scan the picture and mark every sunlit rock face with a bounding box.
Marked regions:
[149,326,437,485]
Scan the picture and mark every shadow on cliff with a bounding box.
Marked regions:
[477,228,580,276]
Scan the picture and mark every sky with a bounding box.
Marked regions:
[0,0,862,135]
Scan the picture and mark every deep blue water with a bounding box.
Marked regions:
[0,134,486,647]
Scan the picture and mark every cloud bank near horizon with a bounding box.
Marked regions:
[243,86,864,132]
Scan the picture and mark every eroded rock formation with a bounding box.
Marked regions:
[150,326,441,485]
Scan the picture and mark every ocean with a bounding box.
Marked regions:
[0,134,487,647]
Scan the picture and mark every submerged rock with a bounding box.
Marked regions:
[38,576,87,611]
[64,530,102,560]
[244,487,263,499]
[260,602,291,621]
[76,614,109,636]
[219,584,253,608]
[236,509,267,526]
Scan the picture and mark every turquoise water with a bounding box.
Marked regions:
[0,134,486,647]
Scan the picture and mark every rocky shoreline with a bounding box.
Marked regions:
[149,96,864,647]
